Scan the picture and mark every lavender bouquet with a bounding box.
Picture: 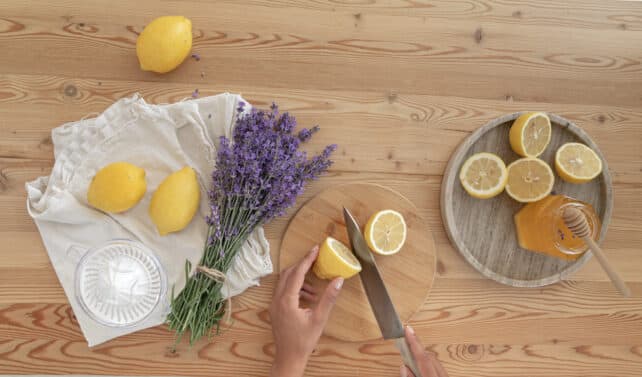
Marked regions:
[167,102,336,344]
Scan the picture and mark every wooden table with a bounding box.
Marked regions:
[1,1,641,376]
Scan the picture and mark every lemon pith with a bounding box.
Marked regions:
[555,142,602,184]
[313,237,361,280]
[364,210,407,255]
[509,112,551,157]
[505,157,554,203]
[459,152,508,199]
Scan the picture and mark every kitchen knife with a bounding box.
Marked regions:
[343,207,422,377]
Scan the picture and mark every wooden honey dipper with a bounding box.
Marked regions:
[563,207,631,297]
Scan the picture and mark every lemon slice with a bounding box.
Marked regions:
[555,142,603,184]
[505,157,554,202]
[313,237,362,280]
[364,210,407,255]
[459,152,508,199]
[509,112,552,157]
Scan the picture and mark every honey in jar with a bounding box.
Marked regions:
[514,195,600,260]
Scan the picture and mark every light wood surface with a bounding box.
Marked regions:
[441,112,613,287]
[1,0,642,376]
[279,183,436,341]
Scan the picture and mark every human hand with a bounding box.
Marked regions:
[269,245,344,377]
[400,326,449,377]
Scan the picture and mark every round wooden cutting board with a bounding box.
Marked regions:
[441,112,613,287]
[280,183,436,342]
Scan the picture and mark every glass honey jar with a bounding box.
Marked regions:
[514,195,600,260]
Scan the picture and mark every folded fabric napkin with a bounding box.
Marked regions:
[26,93,272,346]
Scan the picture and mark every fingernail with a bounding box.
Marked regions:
[310,245,319,254]
[407,325,415,335]
[334,277,344,290]
[400,365,408,377]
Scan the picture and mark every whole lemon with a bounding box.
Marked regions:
[149,167,200,236]
[136,16,192,73]
[87,162,147,213]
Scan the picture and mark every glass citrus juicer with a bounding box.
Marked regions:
[71,239,167,327]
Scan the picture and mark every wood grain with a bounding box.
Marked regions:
[279,183,436,341]
[442,112,613,287]
[1,0,642,375]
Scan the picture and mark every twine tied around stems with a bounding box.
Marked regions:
[196,265,232,325]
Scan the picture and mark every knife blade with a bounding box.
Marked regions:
[343,207,422,377]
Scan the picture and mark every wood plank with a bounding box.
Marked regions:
[2,278,642,375]
[0,2,641,106]
[1,75,641,183]
[3,278,642,345]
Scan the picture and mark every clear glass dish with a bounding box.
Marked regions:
[74,239,166,327]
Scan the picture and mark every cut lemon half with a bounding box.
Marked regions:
[312,237,361,280]
[555,142,603,184]
[509,112,552,157]
[505,157,555,203]
[364,210,407,255]
[459,152,508,199]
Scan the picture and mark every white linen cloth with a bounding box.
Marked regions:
[25,93,272,347]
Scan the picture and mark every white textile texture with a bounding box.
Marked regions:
[25,94,272,346]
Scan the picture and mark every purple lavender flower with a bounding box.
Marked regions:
[169,102,336,346]
[206,103,335,244]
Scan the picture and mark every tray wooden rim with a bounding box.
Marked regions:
[440,112,613,287]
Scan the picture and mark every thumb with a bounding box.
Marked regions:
[400,365,415,377]
[313,277,343,324]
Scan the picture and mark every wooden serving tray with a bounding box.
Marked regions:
[441,112,613,287]
[280,183,436,341]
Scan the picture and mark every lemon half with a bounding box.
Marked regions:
[555,142,603,184]
[364,210,407,255]
[459,152,508,199]
[509,112,552,157]
[313,237,362,280]
[505,157,554,203]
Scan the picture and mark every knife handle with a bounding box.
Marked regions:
[394,337,422,377]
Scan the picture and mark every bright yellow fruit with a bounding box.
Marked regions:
[149,167,200,236]
[555,142,603,184]
[505,157,555,203]
[364,210,407,255]
[509,112,552,157]
[313,237,362,280]
[136,16,192,74]
[459,152,508,199]
[87,162,147,213]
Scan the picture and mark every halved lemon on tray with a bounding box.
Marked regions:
[509,112,552,157]
[459,152,508,199]
[555,142,602,184]
[505,157,554,203]
[313,237,362,279]
[364,210,407,255]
